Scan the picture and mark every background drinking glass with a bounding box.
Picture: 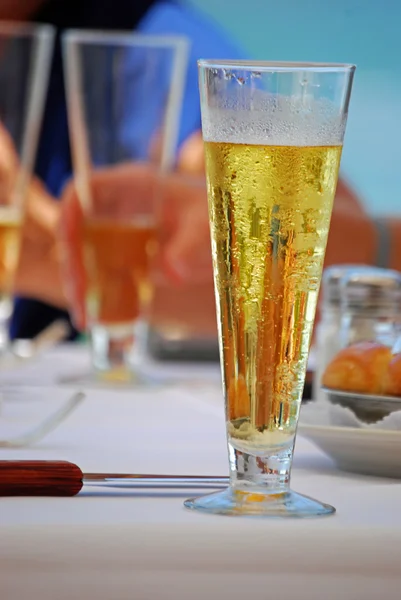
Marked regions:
[185,60,355,517]
[148,174,218,362]
[0,22,54,354]
[63,31,188,382]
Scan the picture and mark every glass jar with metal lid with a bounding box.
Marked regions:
[313,264,370,401]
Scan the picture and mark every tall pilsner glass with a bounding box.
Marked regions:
[0,23,54,352]
[64,31,187,382]
[185,61,355,517]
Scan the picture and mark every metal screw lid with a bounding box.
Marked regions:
[340,267,401,313]
[322,264,372,307]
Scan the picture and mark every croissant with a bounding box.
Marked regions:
[322,341,393,395]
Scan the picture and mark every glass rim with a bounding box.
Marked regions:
[198,59,356,73]
[63,29,188,50]
[0,20,54,39]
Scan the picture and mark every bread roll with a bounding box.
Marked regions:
[384,353,401,397]
[322,341,392,395]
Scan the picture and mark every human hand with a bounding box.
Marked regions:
[159,130,211,282]
[0,121,66,307]
[60,161,213,330]
[13,178,67,309]
[0,123,19,205]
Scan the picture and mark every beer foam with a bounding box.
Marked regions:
[201,91,346,147]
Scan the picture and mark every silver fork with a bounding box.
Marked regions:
[0,391,85,448]
[0,320,85,448]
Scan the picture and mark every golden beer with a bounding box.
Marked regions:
[0,210,22,296]
[205,141,341,454]
[83,218,156,325]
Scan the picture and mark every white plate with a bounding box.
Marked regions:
[298,422,401,478]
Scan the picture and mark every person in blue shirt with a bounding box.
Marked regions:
[4,1,394,338]
[0,0,242,340]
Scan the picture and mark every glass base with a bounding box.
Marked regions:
[58,367,163,389]
[58,320,166,388]
[184,488,335,518]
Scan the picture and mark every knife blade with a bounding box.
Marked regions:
[0,460,229,496]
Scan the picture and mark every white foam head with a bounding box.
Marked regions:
[201,88,346,147]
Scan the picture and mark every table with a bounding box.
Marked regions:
[1,345,401,599]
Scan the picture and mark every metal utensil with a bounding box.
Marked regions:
[0,460,229,496]
[0,392,85,448]
[0,321,84,448]
[2,320,70,371]
[11,320,70,361]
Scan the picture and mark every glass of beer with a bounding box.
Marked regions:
[0,23,55,354]
[63,31,188,382]
[185,61,355,516]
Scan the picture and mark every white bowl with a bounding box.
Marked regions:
[298,421,401,478]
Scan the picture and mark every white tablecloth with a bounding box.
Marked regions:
[1,346,401,599]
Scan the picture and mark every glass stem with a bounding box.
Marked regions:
[0,295,12,355]
[91,323,136,374]
[228,443,294,494]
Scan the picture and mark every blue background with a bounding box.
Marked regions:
[187,0,401,215]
